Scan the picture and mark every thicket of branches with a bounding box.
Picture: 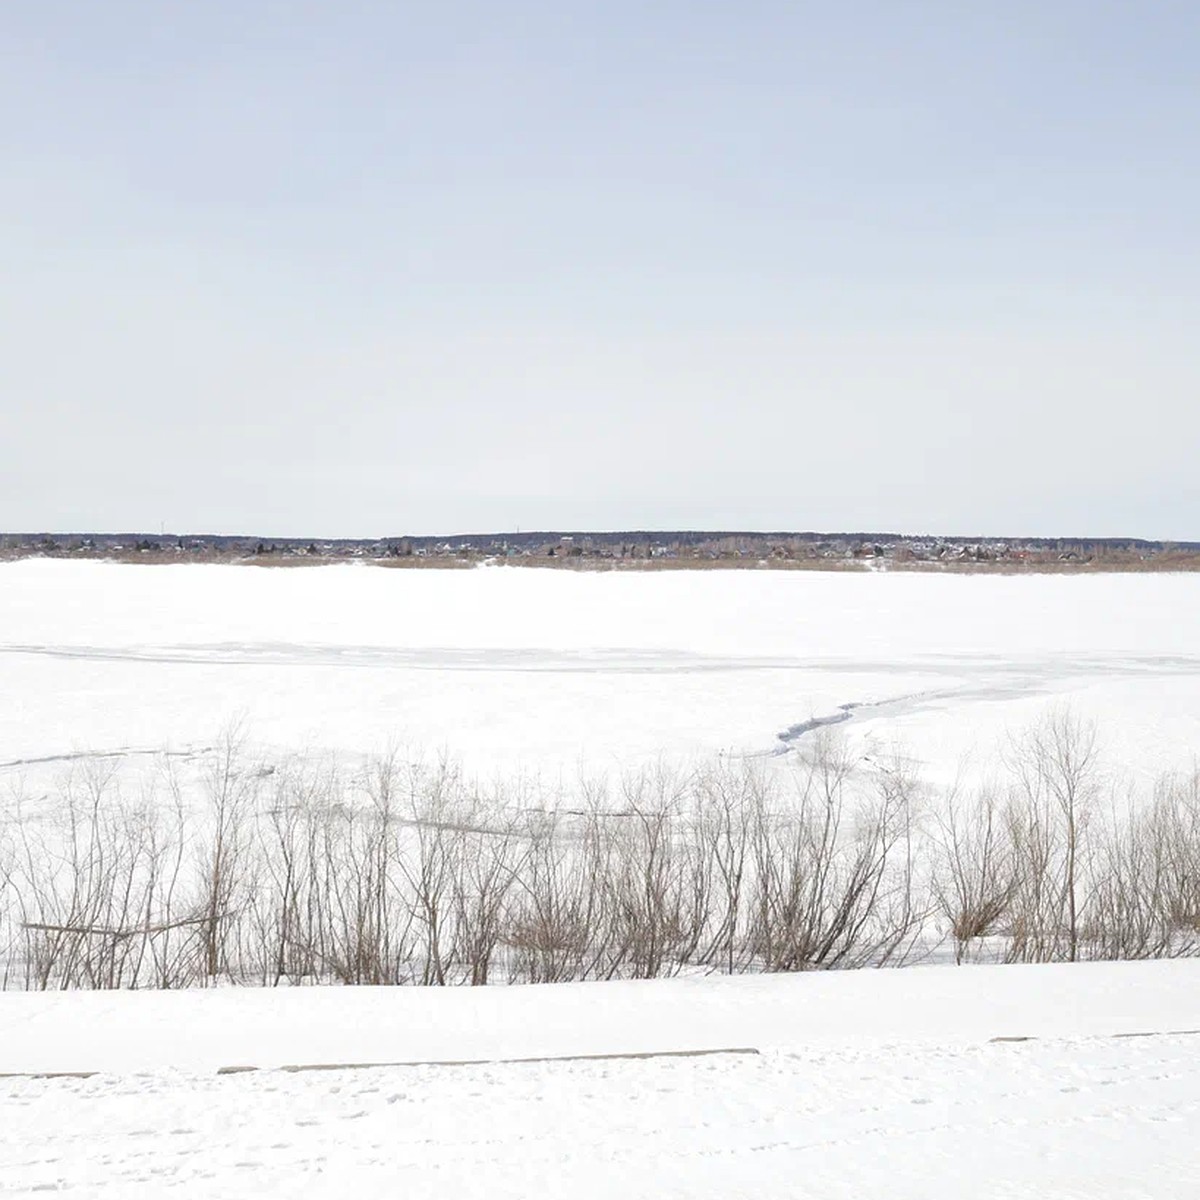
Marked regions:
[1,715,1197,990]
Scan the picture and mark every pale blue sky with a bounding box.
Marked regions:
[3,2,1197,537]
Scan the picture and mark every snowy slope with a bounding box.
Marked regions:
[1,961,1197,1075]
[1,963,1197,1198]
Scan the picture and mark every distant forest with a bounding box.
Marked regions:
[4,529,1199,571]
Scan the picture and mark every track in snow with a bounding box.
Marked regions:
[3,1036,1197,1199]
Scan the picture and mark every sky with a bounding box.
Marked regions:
[2,1,1198,539]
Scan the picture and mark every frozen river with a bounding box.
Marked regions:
[2,559,1199,788]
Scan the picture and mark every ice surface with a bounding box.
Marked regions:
[3,559,1199,786]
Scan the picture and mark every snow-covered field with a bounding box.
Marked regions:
[2,963,1198,1197]
[3,558,1200,787]
[3,561,1200,1194]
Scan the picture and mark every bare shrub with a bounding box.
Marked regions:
[506,804,611,983]
[133,761,196,988]
[1003,710,1099,963]
[194,729,260,982]
[451,784,528,986]
[1156,769,1200,939]
[2,721,1196,991]
[12,762,205,989]
[395,755,466,986]
[1086,793,1176,960]
[313,765,403,985]
[0,793,17,989]
[933,786,1017,963]
[249,761,327,985]
[1086,772,1200,960]
[602,769,704,978]
[271,754,420,986]
[694,762,761,973]
[749,734,922,971]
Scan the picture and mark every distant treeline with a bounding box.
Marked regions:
[3,528,1199,568]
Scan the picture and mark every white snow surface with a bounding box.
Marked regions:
[2,963,1198,1197]
[3,559,1200,786]
[5,563,1200,1195]
[3,960,1198,1073]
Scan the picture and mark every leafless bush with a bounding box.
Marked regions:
[451,784,528,986]
[1003,710,1099,963]
[749,734,924,971]
[933,786,1017,963]
[309,768,401,985]
[604,769,708,978]
[1086,794,1175,959]
[245,753,418,986]
[396,756,465,986]
[248,761,326,985]
[3,721,1197,991]
[1085,772,1200,959]
[194,728,260,982]
[0,797,17,989]
[12,762,202,989]
[505,803,614,983]
[693,763,760,972]
[1158,769,1200,938]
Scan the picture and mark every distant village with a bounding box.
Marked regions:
[3,530,1199,571]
